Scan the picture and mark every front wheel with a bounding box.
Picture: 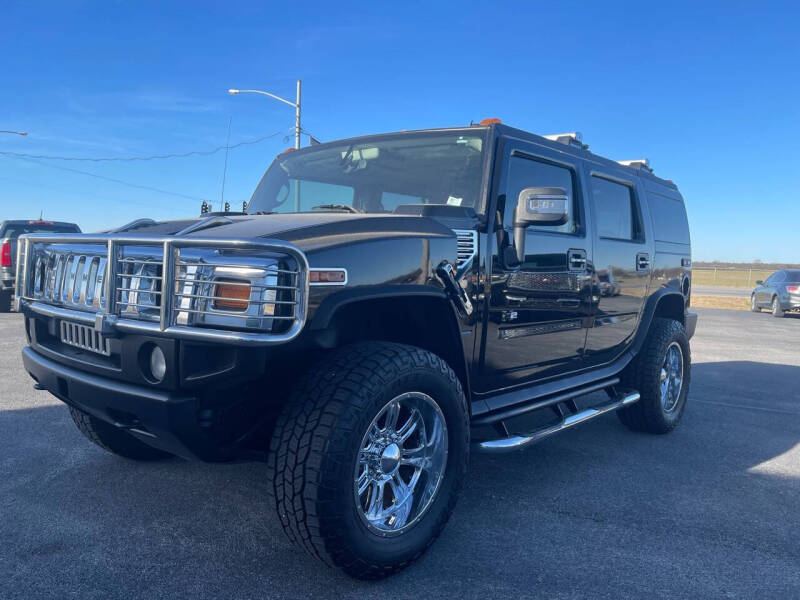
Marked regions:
[750,295,760,312]
[268,342,469,579]
[618,318,691,434]
[772,297,785,318]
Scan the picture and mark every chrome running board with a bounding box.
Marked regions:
[475,390,640,453]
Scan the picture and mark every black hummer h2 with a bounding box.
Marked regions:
[16,122,696,579]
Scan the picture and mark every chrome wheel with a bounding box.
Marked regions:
[660,341,684,413]
[354,392,448,536]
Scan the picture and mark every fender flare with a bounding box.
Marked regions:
[631,287,688,355]
[308,284,473,401]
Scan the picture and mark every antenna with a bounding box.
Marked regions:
[220,116,232,211]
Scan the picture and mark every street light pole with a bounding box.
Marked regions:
[228,79,302,149]
[0,130,27,136]
[294,79,301,150]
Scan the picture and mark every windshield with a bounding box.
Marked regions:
[248,131,487,215]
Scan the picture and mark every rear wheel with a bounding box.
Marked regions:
[750,295,760,312]
[268,342,469,579]
[772,297,785,318]
[618,318,691,434]
[69,407,171,460]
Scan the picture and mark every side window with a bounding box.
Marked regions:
[772,271,786,283]
[503,154,580,235]
[591,176,644,241]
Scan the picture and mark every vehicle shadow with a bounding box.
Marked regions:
[1,361,799,599]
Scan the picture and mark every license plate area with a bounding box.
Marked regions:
[60,321,111,356]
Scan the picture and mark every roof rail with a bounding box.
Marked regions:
[542,132,588,150]
[111,218,158,233]
[617,159,653,173]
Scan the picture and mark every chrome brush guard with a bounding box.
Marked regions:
[15,234,309,345]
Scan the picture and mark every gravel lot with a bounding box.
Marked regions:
[2,308,799,599]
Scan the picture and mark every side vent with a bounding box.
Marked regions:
[454,229,478,272]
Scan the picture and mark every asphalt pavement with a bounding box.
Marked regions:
[1,308,799,599]
[692,285,751,297]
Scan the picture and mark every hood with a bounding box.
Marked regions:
[120,213,456,251]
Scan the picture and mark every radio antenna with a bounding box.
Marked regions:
[220,116,232,211]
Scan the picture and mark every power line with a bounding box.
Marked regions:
[0,129,289,162]
[0,174,191,215]
[7,155,213,203]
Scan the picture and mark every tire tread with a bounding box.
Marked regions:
[617,318,690,434]
[267,341,468,579]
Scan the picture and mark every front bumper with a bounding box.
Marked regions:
[24,346,222,460]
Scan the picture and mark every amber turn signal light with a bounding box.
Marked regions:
[309,270,346,284]
[213,280,250,311]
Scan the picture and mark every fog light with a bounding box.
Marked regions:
[149,345,167,382]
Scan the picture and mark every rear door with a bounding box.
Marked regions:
[477,140,593,391]
[583,170,652,363]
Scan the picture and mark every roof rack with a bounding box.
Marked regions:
[542,132,588,150]
[617,159,653,173]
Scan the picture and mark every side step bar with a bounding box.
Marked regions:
[474,391,640,453]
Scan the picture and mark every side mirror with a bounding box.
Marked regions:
[755,280,764,285]
[513,187,569,263]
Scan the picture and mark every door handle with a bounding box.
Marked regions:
[568,249,587,272]
[636,252,650,272]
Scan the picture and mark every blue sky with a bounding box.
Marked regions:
[1,1,798,262]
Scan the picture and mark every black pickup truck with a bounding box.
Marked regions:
[16,122,695,579]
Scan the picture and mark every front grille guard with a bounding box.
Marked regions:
[15,234,310,345]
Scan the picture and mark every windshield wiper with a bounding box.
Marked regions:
[311,204,363,214]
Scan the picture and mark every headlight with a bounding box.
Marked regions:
[173,249,297,332]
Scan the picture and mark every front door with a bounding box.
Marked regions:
[477,142,593,392]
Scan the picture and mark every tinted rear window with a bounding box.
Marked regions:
[0,223,80,238]
[785,270,800,281]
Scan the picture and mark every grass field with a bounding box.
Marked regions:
[692,268,771,287]
[691,295,749,310]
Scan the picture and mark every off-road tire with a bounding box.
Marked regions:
[772,297,785,318]
[68,407,171,460]
[750,295,760,312]
[0,290,11,313]
[617,318,691,434]
[267,342,469,580]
